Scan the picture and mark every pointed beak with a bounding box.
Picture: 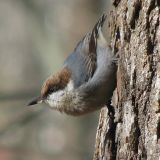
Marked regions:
[27,96,43,106]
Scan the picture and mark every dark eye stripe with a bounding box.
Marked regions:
[48,86,59,94]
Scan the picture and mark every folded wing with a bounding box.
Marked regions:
[64,14,107,88]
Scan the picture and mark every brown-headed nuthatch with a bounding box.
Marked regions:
[28,14,117,116]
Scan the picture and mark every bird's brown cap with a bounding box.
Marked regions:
[27,67,71,106]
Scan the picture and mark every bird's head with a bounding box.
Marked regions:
[27,67,72,107]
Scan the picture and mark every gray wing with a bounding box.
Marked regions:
[64,14,107,88]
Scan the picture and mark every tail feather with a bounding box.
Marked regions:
[89,13,107,54]
[92,13,107,38]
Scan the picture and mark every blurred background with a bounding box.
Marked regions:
[0,0,111,159]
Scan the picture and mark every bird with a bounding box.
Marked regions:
[27,14,117,116]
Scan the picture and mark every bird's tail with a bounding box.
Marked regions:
[89,13,107,53]
[92,13,107,38]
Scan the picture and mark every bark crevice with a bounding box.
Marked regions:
[93,0,160,159]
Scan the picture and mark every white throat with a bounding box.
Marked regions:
[45,80,74,109]
[44,80,100,116]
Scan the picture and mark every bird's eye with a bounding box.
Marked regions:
[48,86,58,94]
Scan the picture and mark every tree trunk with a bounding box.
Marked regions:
[93,0,160,159]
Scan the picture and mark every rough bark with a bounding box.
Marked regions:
[93,0,160,159]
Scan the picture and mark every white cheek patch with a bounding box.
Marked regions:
[45,80,74,108]
[66,80,74,91]
[46,90,64,107]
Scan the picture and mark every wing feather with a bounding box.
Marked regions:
[64,14,107,88]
